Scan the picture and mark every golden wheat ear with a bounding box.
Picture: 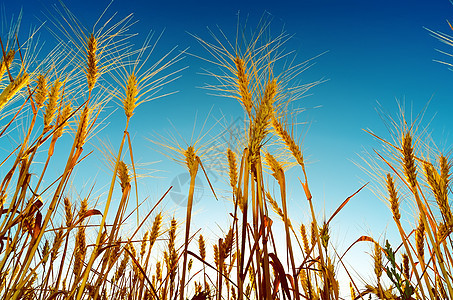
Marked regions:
[85,34,98,93]
[0,72,29,110]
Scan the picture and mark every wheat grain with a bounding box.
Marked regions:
[229,252,237,275]
[227,148,238,192]
[223,227,234,258]
[437,276,447,299]
[264,151,283,183]
[310,221,317,247]
[300,223,310,256]
[149,213,162,252]
[76,104,92,148]
[213,243,220,269]
[300,269,309,294]
[140,231,149,259]
[63,197,73,227]
[34,74,47,109]
[386,173,401,221]
[248,267,256,292]
[266,191,286,223]
[416,212,425,259]
[55,102,72,141]
[42,240,50,265]
[425,160,453,227]
[156,261,162,283]
[349,282,356,300]
[374,242,382,281]
[0,72,29,110]
[402,132,418,190]
[319,223,329,250]
[185,146,198,177]
[402,253,409,280]
[234,56,252,115]
[128,241,140,277]
[231,286,237,300]
[188,258,193,273]
[51,228,64,262]
[167,218,178,283]
[437,222,450,241]
[271,115,304,168]
[74,198,88,277]
[117,161,131,192]
[86,34,98,92]
[439,155,452,226]
[109,238,122,269]
[114,248,129,283]
[123,74,138,119]
[43,79,62,131]
[248,79,277,165]
[198,234,206,261]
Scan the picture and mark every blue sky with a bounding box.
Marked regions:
[5,0,453,294]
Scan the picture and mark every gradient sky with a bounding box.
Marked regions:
[5,0,453,295]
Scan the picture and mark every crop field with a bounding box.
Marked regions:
[0,2,452,299]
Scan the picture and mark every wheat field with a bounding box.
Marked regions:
[0,2,452,300]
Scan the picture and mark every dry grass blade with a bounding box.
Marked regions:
[327,183,368,225]
[123,245,160,299]
[268,253,291,300]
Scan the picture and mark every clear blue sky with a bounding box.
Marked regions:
[5,0,453,294]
